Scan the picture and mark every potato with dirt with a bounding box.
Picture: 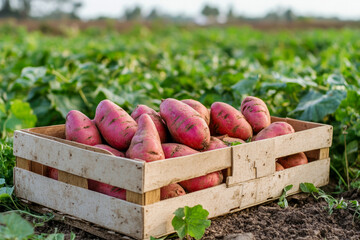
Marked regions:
[240,96,271,133]
[210,102,253,141]
[94,100,137,150]
[160,98,210,150]
[277,152,308,169]
[65,110,102,146]
[131,104,169,143]
[254,121,295,141]
[181,99,210,125]
[161,183,186,200]
[126,114,165,162]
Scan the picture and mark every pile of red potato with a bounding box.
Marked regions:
[47,97,308,200]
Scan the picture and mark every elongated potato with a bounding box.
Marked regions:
[161,183,186,200]
[241,96,271,133]
[131,105,169,143]
[126,114,165,162]
[210,102,253,140]
[93,144,125,157]
[65,110,102,146]
[254,121,295,141]
[181,99,210,125]
[277,152,308,169]
[204,137,228,151]
[162,143,199,158]
[160,98,210,150]
[94,100,137,150]
[179,171,223,193]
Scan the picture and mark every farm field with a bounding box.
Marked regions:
[0,22,359,239]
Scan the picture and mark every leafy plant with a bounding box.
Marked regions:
[172,204,211,240]
[278,184,293,208]
[300,182,360,219]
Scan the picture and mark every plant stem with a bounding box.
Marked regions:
[343,127,350,191]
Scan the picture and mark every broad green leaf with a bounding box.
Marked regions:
[4,100,37,133]
[48,93,86,119]
[0,213,34,239]
[231,76,259,95]
[300,182,319,194]
[185,205,211,240]
[0,186,14,200]
[290,90,347,121]
[284,184,293,192]
[45,233,65,240]
[326,74,348,86]
[172,205,211,240]
[0,179,5,185]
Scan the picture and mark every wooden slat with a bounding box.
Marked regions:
[143,147,232,192]
[16,157,31,170]
[144,158,330,239]
[21,199,133,240]
[58,170,88,189]
[271,116,326,131]
[305,148,330,161]
[26,124,66,139]
[13,130,145,193]
[126,189,161,205]
[228,124,333,185]
[14,168,144,239]
[23,129,113,155]
[31,162,46,175]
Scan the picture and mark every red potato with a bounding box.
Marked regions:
[179,171,224,193]
[94,100,137,150]
[47,167,58,180]
[241,96,271,133]
[87,179,126,200]
[94,144,125,157]
[210,102,253,140]
[126,114,165,162]
[160,183,186,200]
[277,152,308,169]
[276,162,285,171]
[204,137,228,151]
[162,143,199,158]
[181,99,210,125]
[215,135,246,146]
[131,105,169,143]
[160,98,210,150]
[65,110,102,146]
[254,122,295,141]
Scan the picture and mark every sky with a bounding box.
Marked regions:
[77,0,360,20]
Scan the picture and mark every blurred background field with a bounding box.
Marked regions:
[0,0,359,238]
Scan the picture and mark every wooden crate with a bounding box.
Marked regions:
[13,117,333,239]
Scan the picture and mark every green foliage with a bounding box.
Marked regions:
[300,182,359,217]
[172,205,211,240]
[0,139,15,185]
[278,184,293,208]
[0,212,34,239]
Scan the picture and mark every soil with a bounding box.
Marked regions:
[31,188,360,240]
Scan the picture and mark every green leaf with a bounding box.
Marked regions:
[48,93,86,119]
[0,213,34,239]
[45,233,65,240]
[186,205,211,240]
[4,100,37,134]
[278,184,293,208]
[0,179,5,186]
[290,90,347,121]
[0,186,14,200]
[172,208,186,239]
[300,182,319,194]
[326,74,348,86]
[172,205,211,240]
[231,76,259,95]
